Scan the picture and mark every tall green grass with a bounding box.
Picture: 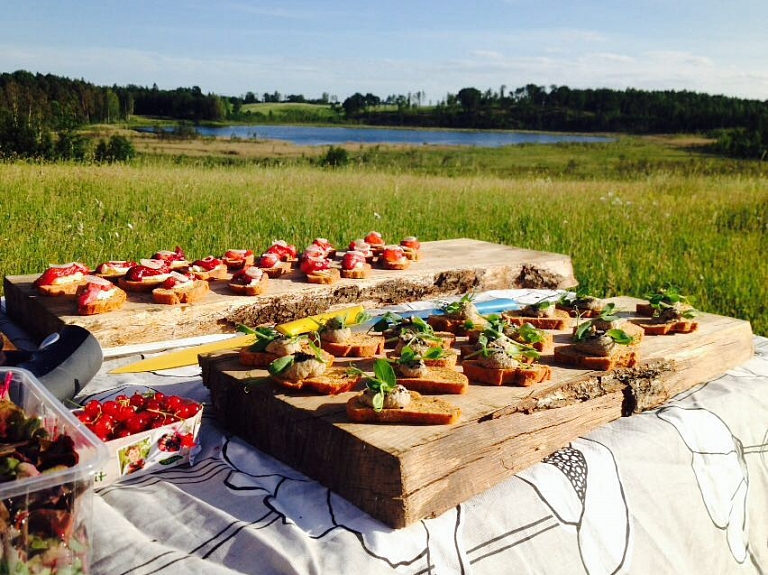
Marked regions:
[0,157,765,335]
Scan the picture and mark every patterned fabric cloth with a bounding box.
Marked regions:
[80,291,767,575]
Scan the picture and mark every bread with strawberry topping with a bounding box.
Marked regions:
[256,252,290,278]
[94,260,138,280]
[188,256,228,280]
[228,266,269,296]
[151,246,189,270]
[221,249,255,270]
[364,231,386,255]
[76,275,128,315]
[340,250,372,279]
[119,259,172,292]
[33,262,91,296]
[347,239,375,261]
[379,245,411,270]
[300,251,340,284]
[310,238,336,259]
[265,240,298,264]
[151,271,210,305]
[400,236,421,261]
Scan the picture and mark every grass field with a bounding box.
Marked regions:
[1,136,766,335]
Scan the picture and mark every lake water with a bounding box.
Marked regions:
[188,125,612,147]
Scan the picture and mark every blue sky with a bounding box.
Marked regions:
[1,0,766,102]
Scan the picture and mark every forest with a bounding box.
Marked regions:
[0,69,766,160]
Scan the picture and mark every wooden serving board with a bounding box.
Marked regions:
[200,296,754,529]
[3,239,576,348]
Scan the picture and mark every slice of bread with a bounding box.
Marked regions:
[151,279,210,305]
[387,349,459,369]
[37,281,85,297]
[380,259,410,271]
[395,367,468,394]
[259,263,290,278]
[553,344,639,371]
[462,360,551,387]
[228,273,269,296]
[426,315,485,336]
[340,263,372,279]
[119,276,169,293]
[502,309,571,330]
[631,318,699,335]
[77,286,128,315]
[306,268,341,285]
[273,366,358,395]
[189,265,228,281]
[346,391,461,425]
[240,347,335,368]
[320,333,385,358]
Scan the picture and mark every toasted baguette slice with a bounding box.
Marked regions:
[320,333,385,358]
[273,366,357,395]
[228,273,269,296]
[189,265,228,281]
[346,391,460,425]
[426,315,487,336]
[119,276,169,293]
[380,259,410,271]
[306,268,341,285]
[37,281,85,297]
[502,309,571,330]
[77,286,128,315]
[553,344,639,370]
[462,360,551,387]
[151,279,210,305]
[631,318,699,335]
[340,263,372,279]
[395,367,468,394]
[259,263,291,278]
[239,347,335,368]
[387,349,459,369]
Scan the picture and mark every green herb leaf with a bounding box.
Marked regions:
[268,355,295,376]
[373,358,397,390]
[606,329,634,345]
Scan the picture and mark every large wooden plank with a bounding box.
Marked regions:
[200,296,754,528]
[3,239,576,348]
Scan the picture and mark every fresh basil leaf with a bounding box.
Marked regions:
[607,329,634,345]
[373,358,397,390]
[268,355,295,376]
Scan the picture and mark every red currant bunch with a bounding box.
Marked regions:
[75,391,202,442]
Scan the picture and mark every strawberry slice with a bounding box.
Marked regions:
[365,231,385,247]
[266,240,297,261]
[382,246,406,263]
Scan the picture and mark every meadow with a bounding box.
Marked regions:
[1,134,766,335]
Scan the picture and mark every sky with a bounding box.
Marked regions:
[1,0,767,103]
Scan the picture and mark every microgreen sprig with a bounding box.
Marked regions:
[350,358,399,412]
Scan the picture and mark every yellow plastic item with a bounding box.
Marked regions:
[276,305,366,336]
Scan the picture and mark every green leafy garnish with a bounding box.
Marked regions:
[606,329,634,345]
[371,312,403,333]
[247,326,283,352]
[515,322,545,344]
[363,359,399,411]
[396,344,446,365]
[645,284,694,308]
[439,293,475,317]
[268,354,296,376]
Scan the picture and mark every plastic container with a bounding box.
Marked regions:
[0,367,109,574]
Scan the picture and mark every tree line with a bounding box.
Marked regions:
[1,69,766,160]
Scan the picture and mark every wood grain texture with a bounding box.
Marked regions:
[3,239,576,348]
[200,296,754,528]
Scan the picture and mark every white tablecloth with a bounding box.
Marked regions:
[63,292,768,574]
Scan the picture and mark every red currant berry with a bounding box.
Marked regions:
[129,393,146,409]
[84,400,102,418]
